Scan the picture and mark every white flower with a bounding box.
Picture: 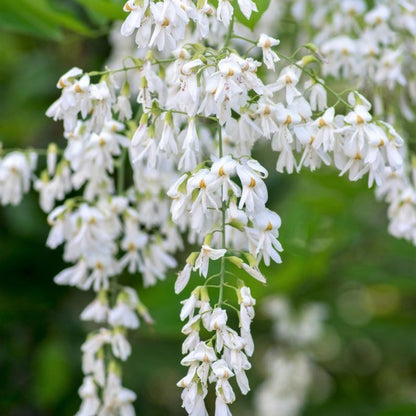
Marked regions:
[121,0,149,37]
[110,330,131,361]
[158,112,178,155]
[148,0,189,51]
[76,377,100,416]
[180,291,199,321]
[236,162,268,213]
[109,302,140,329]
[187,170,219,230]
[181,315,201,354]
[175,263,193,294]
[181,341,217,366]
[270,66,302,104]
[114,94,133,121]
[101,371,136,416]
[211,360,235,406]
[241,263,267,284]
[208,308,228,331]
[237,0,257,19]
[209,156,240,201]
[217,0,234,26]
[305,79,327,111]
[46,205,68,248]
[194,245,227,278]
[0,152,36,205]
[215,397,233,416]
[311,107,337,152]
[246,209,283,266]
[54,259,89,289]
[81,292,109,323]
[257,34,280,71]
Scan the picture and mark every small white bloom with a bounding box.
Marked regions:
[257,34,280,71]
[194,245,227,278]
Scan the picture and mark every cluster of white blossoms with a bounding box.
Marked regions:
[255,297,328,416]
[34,54,181,412]
[376,165,416,245]
[44,193,177,414]
[288,0,416,119]
[0,0,413,414]
[280,0,416,246]
[171,154,281,414]
[177,284,257,415]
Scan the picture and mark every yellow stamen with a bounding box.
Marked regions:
[356,115,364,124]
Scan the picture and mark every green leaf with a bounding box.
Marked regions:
[0,0,92,39]
[233,0,271,30]
[0,0,62,39]
[74,0,126,21]
[32,339,73,407]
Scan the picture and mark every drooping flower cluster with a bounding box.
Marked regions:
[121,0,258,50]
[46,191,177,413]
[255,297,329,416]
[376,165,416,245]
[170,155,281,414]
[276,0,416,245]
[285,0,416,119]
[177,285,256,415]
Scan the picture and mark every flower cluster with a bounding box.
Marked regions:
[286,0,416,119]
[255,297,328,416]
[177,284,256,415]
[376,166,416,245]
[121,0,258,50]
[169,154,281,413]
[278,0,416,245]
[46,192,175,413]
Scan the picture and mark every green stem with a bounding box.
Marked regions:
[87,58,176,78]
[222,301,240,314]
[218,125,226,305]
[276,51,353,110]
[232,34,257,45]
[230,31,354,112]
[224,16,234,48]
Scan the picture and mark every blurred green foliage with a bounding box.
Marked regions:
[0,2,416,416]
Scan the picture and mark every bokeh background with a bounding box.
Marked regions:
[1,1,416,415]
